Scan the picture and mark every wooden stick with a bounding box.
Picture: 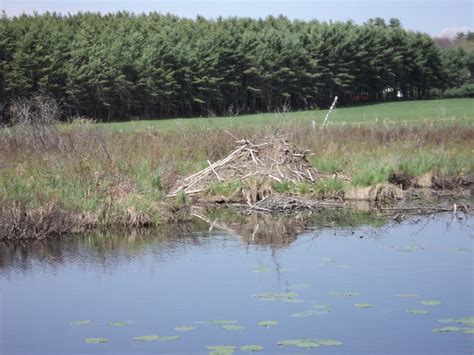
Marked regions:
[208,159,221,181]
[321,96,338,128]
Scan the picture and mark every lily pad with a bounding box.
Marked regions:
[71,320,91,326]
[329,291,360,297]
[312,304,331,310]
[454,248,471,252]
[158,335,180,341]
[175,325,196,331]
[277,339,316,346]
[406,309,430,314]
[291,309,329,318]
[213,320,238,325]
[336,264,352,269]
[432,326,461,333]
[317,339,343,346]
[222,325,245,331]
[133,335,160,342]
[108,321,128,327]
[258,320,279,327]
[288,283,312,290]
[282,298,304,303]
[420,300,442,306]
[84,337,109,344]
[455,316,474,327]
[254,292,299,302]
[296,341,319,348]
[394,294,419,298]
[400,245,420,252]
[240,345,264,352]
[206,345,236,354]
[253,266,270,273]
[354,303,375,309]
[437,318,455,323]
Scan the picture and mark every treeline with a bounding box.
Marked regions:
[0,12,472,120]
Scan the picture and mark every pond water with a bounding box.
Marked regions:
[1,212,473,354]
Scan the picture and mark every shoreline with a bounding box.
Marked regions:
[1,185,471,241]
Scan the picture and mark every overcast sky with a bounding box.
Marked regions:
[2,0,473,37]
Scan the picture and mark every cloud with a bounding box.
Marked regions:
[435,26,472,39]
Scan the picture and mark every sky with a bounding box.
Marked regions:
[2,0,473,37]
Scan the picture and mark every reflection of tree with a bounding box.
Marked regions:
[0,208,386,273]
[0,223,212,273]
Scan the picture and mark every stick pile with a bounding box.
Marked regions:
[168,136,324,197]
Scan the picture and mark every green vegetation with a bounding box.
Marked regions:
[83,337,109,344]
[1,12,473,121]
[102,98,474,131]
[0,99,472,238]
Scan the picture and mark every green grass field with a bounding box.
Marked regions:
[101,98,474,131]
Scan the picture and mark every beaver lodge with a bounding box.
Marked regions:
[168,136,341,206]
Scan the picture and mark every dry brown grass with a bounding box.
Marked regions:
[0,119,472,239]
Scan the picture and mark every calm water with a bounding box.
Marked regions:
[1,212,473,355]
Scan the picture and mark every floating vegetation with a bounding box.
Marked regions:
[70,320,91,326]
[221,325,245,331]
[437,318,455,323]
[336,264,352,269]
[462,328,474,334]
[354,303,375,309]
[395,294,419,298]
[406,309,430,314]
[84,337,109,344]
[277,339,315,346]
[283,298,304,303]
[254,292,299,302]
[133,335,160,342]
[312,304,331,310]
[158,336,180,341]
[206,345,236,354]
[213,320,239,325]
[329,291,360,297]
[454,248,471,253]
[253,265,270,273]
[288,283,312,290]
[432,326,461,333]
[420,300,442,306]
[291,309,329,318]
[175,325,196,331]
[258,320,279,327]
[317,339,343,346]
[296,341,320,348]
[108,321,128,327]
[240,345,264,352]
[194,321,210,325]
[290,310,314,318]
[455,316,474,327]
[400,246,420,252]
[321,257,334,263]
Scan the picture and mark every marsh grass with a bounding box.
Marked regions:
[1,108,473,238]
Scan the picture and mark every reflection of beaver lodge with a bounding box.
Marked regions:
[192,211,306,247]
[169,136,337,205]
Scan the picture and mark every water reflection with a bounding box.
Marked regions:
[0,208,385,273]
[0,212,472,355]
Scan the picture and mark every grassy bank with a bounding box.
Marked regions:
[1,99,473,239]
[102,98,474,132]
